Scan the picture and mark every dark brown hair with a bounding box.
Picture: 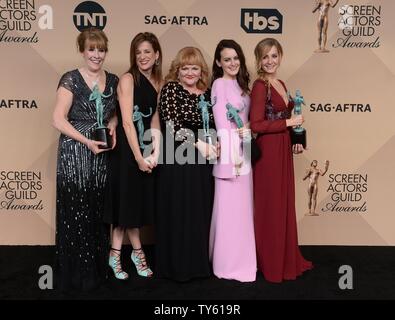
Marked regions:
[128,32,163,86]
[212,39,250,95]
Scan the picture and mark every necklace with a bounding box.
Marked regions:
[83,69,102,87]
[183,85,201,95]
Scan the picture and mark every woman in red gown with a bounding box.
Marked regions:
[250,38,313,283]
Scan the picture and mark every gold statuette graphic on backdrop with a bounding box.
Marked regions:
[312,0,339,53]
[303,160,330,216]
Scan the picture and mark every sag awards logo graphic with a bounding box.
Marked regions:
[241,9,282,34]
[0,0,53,43]
[333,4,381,49]
[303,162,368,215]
[144,15,208,26]
[0,171,44,211]
[309,102,371,113]
[73,1,107,31]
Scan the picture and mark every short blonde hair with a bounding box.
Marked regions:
[165,47,209,91]
[77,27,108,53]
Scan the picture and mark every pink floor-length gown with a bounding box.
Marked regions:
[209,78,257,282]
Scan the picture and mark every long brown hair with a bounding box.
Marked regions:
[128,32,163,86]
[211,39,250,95]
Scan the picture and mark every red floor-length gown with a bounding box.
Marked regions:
[250,79,313,283]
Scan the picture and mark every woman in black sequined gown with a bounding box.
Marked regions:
[52,28,118,291]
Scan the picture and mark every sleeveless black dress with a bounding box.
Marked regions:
[55,69,118,291]
[104,72,157,227]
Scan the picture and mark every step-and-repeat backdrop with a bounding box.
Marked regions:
[1,0,394,245]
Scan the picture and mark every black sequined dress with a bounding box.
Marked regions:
[55,69,118,291]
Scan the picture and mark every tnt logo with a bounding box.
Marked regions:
[241,9,282,34]
[73,1,107,31]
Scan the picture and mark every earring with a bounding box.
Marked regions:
[155,59,159,66]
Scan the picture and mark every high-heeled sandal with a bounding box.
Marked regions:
[108,248,129,280]
[131,248,153,277]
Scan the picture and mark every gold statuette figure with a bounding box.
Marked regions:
[303,160,329,215]
[312,0,339,53]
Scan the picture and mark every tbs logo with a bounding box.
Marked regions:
[241,9,282,34]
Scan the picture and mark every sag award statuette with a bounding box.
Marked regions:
[312,0,339,53]
[303,160,329,216]
[226,103,245,130]
[90,83,113,149]
[133,105,152,150]
[198,95,213,144]
[226,102,248,176]
[226,102,261,164]
[290,89,307,148]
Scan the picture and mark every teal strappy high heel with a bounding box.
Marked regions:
[131,248,153,277]
[108,248,129,280]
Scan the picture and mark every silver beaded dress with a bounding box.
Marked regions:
[55,69,118,291]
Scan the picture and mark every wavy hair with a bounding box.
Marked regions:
[128,32,163,86]
[165,47,209,91]
[254,38,283,80]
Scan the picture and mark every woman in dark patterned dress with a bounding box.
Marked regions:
[104,32,163,279]
[156,47,218,281]
[52,28,118,291]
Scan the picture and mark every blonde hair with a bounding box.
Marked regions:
[254,38,283,80]
[77,27,108,53]
[165,47,209,91]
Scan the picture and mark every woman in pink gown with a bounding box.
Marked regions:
[250,38,313,283]
[209,39,257,282]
